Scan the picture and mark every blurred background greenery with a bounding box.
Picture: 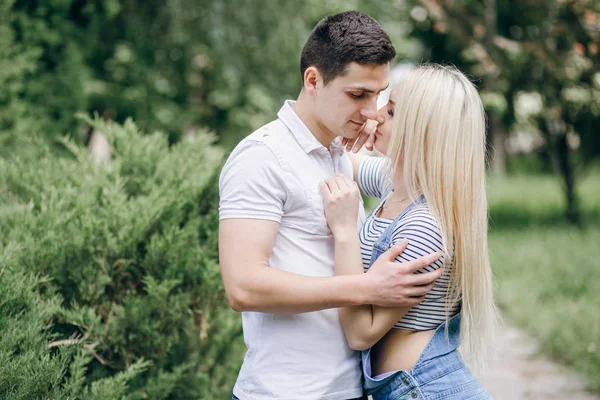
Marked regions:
[0,0,598,398]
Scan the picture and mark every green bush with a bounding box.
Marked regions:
[0,117,243,399]
[2,0,415,150]
[0,0,97,147]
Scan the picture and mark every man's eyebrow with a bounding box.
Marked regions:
[346,83,390,94]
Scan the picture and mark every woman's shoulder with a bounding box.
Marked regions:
[393,202,443,245]
[405,201,436,220]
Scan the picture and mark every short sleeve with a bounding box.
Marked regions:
[357,156,391,199]
[219,141,287,222]
[391,208,445,273]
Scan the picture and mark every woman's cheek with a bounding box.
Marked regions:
[374,137,387,155]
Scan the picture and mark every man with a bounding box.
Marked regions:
[219,11,442,400]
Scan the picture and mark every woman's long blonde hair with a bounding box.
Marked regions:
[386,64,497,372]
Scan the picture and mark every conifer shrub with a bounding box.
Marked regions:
[0,117,243,399]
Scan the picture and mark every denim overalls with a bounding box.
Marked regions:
[361,194,492,400]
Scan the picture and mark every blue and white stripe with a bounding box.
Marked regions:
[357,157,459,331]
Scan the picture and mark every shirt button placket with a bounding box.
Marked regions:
[328,151,336,175]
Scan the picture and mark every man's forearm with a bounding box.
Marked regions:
[228,265,369,314]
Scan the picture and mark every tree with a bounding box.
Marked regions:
[3,0,419,149]
[402,0,600,223]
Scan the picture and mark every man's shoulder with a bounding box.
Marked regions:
[242,119,289,146]
[227,120,280,156]
[222,119,292,175]
[229,118,302,168]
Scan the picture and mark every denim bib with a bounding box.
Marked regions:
[361,194,490,400]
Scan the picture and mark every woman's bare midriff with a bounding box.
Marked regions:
[370,328,435,376]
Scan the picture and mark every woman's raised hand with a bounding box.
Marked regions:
[342,119,379,153]
[320,174,360,238]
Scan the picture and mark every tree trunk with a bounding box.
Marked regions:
[555,133,580,224]
[89,130,111,165]
[483,0,506,174]
[488,112,506,174]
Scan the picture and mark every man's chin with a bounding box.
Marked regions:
[338,130,359,141]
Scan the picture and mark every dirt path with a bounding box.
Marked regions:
[481,321,598,400]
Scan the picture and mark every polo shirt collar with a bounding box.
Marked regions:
[277,100,344,156]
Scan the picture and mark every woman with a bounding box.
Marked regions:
[320,64,496,399]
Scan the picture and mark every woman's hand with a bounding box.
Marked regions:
[320,174,359,239]
[342,119,379,153]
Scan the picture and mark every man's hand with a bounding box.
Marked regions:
[343,119,379,153]
[365,240,442,307]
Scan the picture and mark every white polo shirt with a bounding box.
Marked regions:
[219,100,365,400]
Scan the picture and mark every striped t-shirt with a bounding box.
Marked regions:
[357,157,459,331]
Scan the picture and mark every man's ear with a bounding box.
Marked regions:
[303,66,321,95]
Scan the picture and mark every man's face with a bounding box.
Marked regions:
[314,62,389,140]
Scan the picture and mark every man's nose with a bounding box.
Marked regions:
[360,99,383,123]
[360,108,384,125]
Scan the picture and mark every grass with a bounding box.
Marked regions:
[487,171,600,392]
[487,171,600,230]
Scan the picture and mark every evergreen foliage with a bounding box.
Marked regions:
[0,118,242,399]
[0,0,408,148]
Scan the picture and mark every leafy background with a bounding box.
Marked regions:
[0,0,598,397]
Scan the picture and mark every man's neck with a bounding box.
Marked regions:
[293,93,336,149]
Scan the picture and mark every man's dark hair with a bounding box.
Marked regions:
[300,11,396,86]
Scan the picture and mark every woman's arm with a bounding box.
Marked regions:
[347,151,366,183]
[321,175,441,351]
[334,235,441,350]
[332,234,413,350]
[354,156,391,199]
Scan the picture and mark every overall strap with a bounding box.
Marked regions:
[368,194,426,266]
